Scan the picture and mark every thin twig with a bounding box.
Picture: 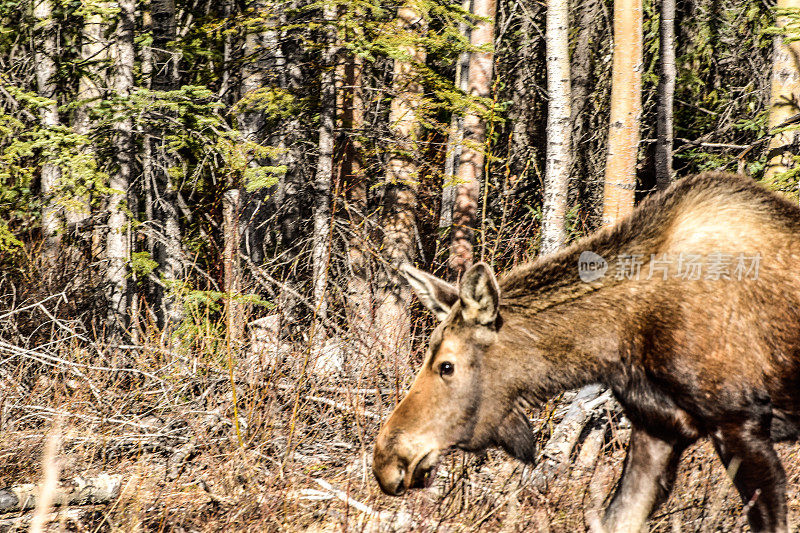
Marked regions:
[305,395,380,421]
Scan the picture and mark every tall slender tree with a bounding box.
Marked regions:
[238,0,268,146]
[570,0,600,183]
[439,0,471,233]
[540,0,571,255]
[274,8,303,247]
[73,0,106,229]
[508,9,541,195]
[374,4,427,357]
[33,0,60,265]
[150,0,184,330]
[237,0,275,264]
[531,0,606,492]
[602,0,643,226]
[765,0,800,187]
[107,0,135,336]
[341,41,373,354]
[449,0,497,275]
[311,2,337,327]
[656,0,676,190]
[223,189,243,345]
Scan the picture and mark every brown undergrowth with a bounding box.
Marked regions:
[2,292,800,531]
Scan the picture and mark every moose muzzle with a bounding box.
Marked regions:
[372,423,441,496]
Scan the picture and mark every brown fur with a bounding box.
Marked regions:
[373,173,800,533]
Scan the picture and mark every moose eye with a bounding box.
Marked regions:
[439,362,454,377]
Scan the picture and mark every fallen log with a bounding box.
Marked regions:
[0,507,94,533]
[0,474,121,514]
[529,385,614,492]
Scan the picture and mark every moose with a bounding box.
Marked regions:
[373,172,800,532]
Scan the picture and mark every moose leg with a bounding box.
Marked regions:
[711,421,788,533]
[602,426,686,533]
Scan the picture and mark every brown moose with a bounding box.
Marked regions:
[372,173,800,533]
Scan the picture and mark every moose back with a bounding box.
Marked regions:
[373,172,800,533]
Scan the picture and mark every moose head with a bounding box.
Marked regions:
[372,263,537,495]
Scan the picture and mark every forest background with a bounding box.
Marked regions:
[2,0,800,530]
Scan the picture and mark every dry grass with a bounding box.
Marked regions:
[2,295,800,532]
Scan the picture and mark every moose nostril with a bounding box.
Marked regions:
[394,476,406,496]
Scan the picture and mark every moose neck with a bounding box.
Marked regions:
[494,248,647,404]
[481,185,675,402]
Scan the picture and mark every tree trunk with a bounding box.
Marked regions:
[150,0,184,331]
[765,0,800,188]
[602,0,642,227]
[311,2,336,328]
[223,189,243,346]
[237,0,275,264]
[570,0,600,189]
[276,19,304,247]
[106,0,135,338]
[540,0,571,255]
[508,9,542,199]
[73,2,106,229]
[449,0,497,275]
[439,0,472,233]
[341,45,373,358]
[237,0,268,142]
[374,5,427,359]
[530,385,611,492]
[655,0,676,190]
[151,0,179,92]
[32,0,61,267]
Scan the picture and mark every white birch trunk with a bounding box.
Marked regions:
[602,0,643,227]
[106,0,135,336]
[311,2,337,328]
[33,0,61,264]
[765,0,800,191]
[540,0,571,255]
[72,0,106,227]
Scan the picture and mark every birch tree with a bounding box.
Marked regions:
[449,0,496,275]
[540,0,571,255]
[602,0,643,226]
[107,0,135,336]
[765,0,800,187]
[535,0,643,481]
[311,2,337,326]
[72,0,106,229]
[531,0,603,492]
[32,0,60,265]
[656,0,676,190]
[439,0,471,232]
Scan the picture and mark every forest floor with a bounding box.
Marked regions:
[3,327,800,532]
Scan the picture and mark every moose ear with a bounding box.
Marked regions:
[401,264,459,321]
[459,263,500,326]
